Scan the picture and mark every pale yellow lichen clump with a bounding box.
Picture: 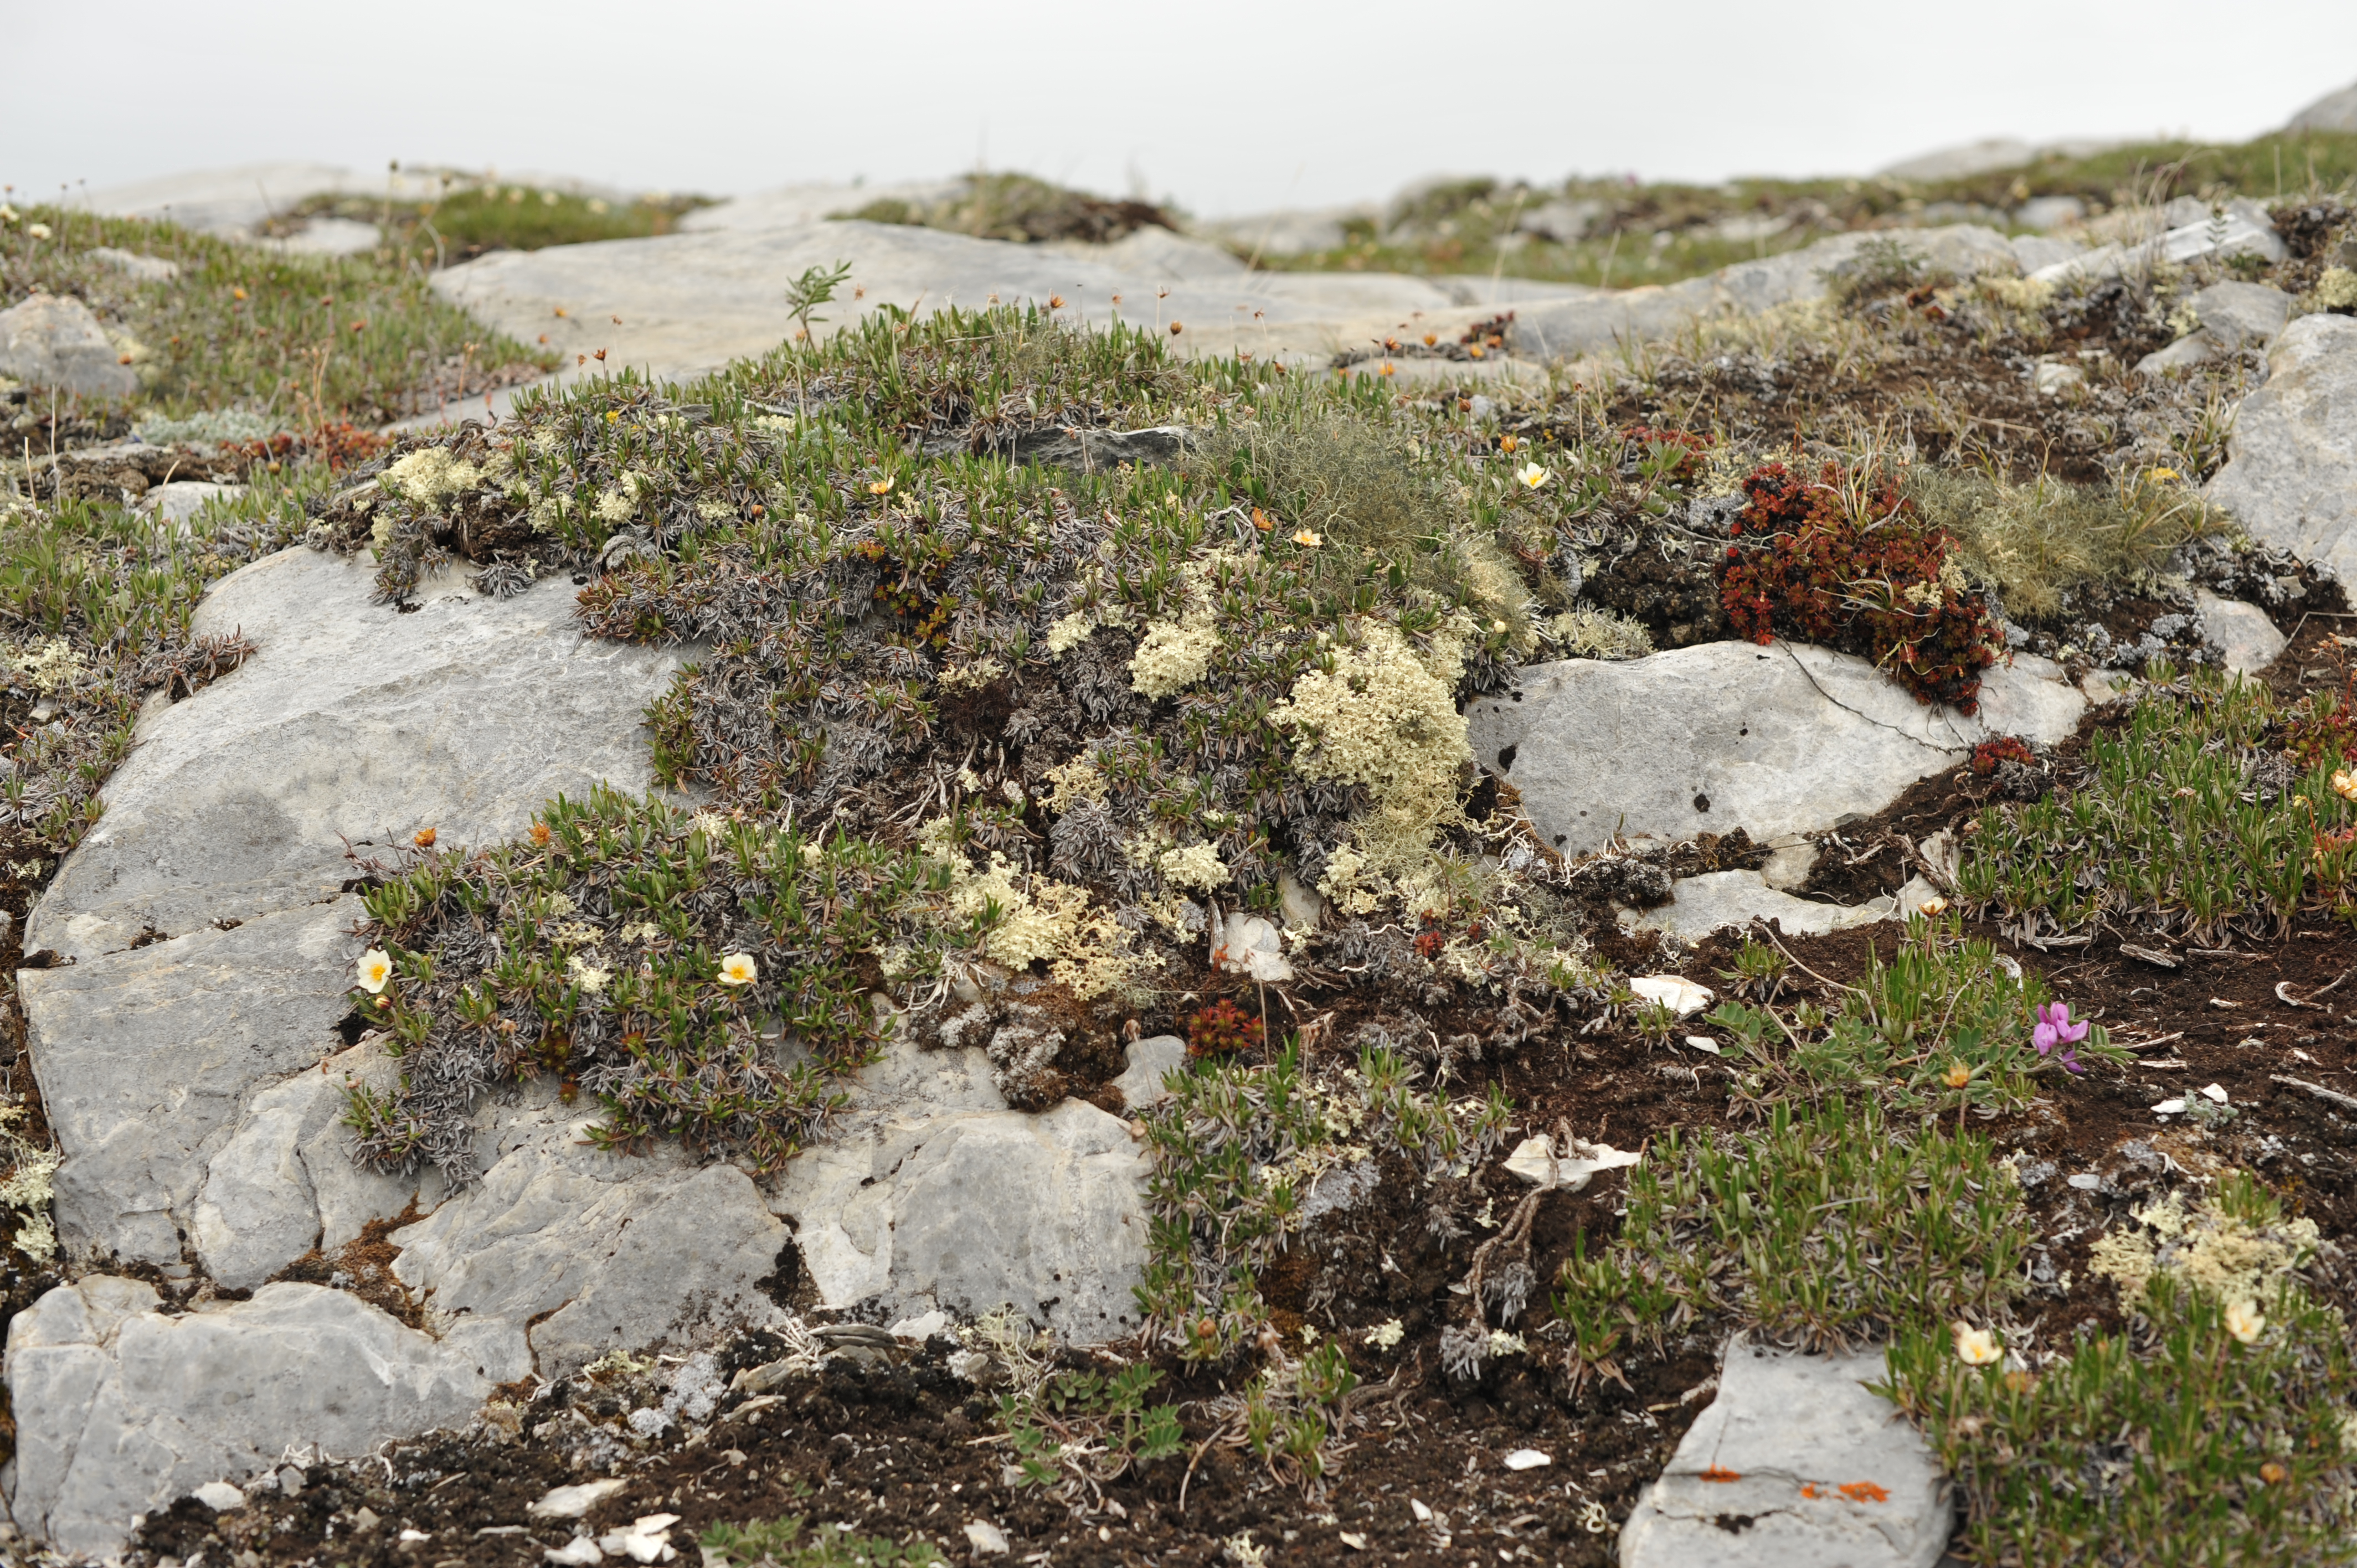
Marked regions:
[1273,617,1474,914]
[0,1100,58,1264]
[9,637,89,695]
[380,446,483,507]
[920,819,1154,998]
[2088,1188,2320,1310]
[1040,757,1108,812]
[2310,267,2357,312]
[1156,841,1230,893]
[1128,550,1239,699]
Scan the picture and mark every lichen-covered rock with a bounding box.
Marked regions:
[1470,641,2085,858]
[0,292,138,399]
[2205,314,2357,582]
[1618,1336,1952,1568]
[3,1278,490,1558]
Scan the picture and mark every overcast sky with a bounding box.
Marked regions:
[8,1,2354,216]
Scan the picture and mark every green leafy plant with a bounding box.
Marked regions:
[1959,670,2357,945]
[1551,1099,2027,1376]
[1705,916,2128,1117]
[1136,1041,1510,1361]
[3,203,552,425]
[343,787,962,1180]
[702,1500,945,1568]
[1000,1363,1183,1494]
[784,260,855,342]
[1886,1177,2357,1566]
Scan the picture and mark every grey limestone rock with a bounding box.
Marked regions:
[23,899,360,1266]
[2194,589,2288,675]
[2206,313,2357,582]
[143,479,243,532]
[1618,1337,1952,1568]
[389,1108,792,1383]
[85,246,180,283]
[766,1038,1150,1342]
[1512,227,2020,361]
[2031,199,2286,286]
[30,545,685,962]
[2286,78,2357,134]
[1113,1034,1188,1112]
[0,293,138,400]
[1617,870,1899,942]
[2137,282,2296,374]
[3,1278,489,1558]
[1469,641,2084,858]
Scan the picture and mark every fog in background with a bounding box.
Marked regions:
[7,0,2355,214]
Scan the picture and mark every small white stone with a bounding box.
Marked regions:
[1409,1499,1434,1523]
[964,1519,1011,1554]
[1628,975,1712,1018]
[528,1478,629,1520]
[192,1481,245,1512]
[1503,1448,1552,1471]
[2152,1098,2188,1115]
[1681,1035,1722,1055]
[886,1308,949,1340]
[398,1529,432,1543]
[545,1539,604,1566]
[2201,1082,2230,1104]
[1501,1135,1642,1190]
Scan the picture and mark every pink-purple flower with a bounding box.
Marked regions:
[2032,1000,2087,1073]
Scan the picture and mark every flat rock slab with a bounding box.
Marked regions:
[30,546,685,962]
[429,219,1473,393]
[1470,641,2084,858]
[3,1278,489,1558]
[391,1103,792,1384]
[1618,870,1899,942]
[24,900,359,1266]
[1619,1337,1951,1568]
[763,1035,1152,1343]
[1510,227,2020,360]
[2194,589,2288,674]
[2206,313,2357,583]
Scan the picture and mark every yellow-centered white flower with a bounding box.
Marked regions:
[356,949,393,994]
[717,952,759,987]
[1517,462,1551,488]
[1952,1322,2001,1365]
[2225,1298,2265,1345]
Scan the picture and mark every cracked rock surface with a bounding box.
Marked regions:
[4,1278,490,1557]
[6,542,1167,1555]
[1619,1336,1952,1568]
[1469,639,2085,859]
[2205,313,2357,584]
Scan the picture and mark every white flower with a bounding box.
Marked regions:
[27,223,52,240]
[2226,1298,2265,1345]
[1367,1318,1404,1349]
[1291,529,1321,547]
[1517,461,1551,488]
[567,953,610,995]
[717,952,758,987]
[1952,1321,2001,1365]
[356,948,393,994]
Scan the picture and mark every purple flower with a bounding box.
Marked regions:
[2032,1002,2088,1071]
